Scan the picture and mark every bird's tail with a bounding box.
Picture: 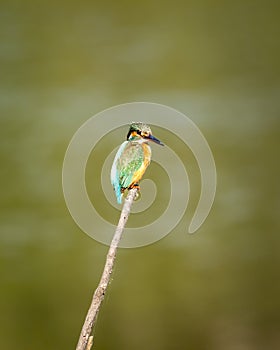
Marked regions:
[113,184,122,204]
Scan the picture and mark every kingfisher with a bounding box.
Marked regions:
[111,122,164,204]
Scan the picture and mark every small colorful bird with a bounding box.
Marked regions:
[111,122,164,204]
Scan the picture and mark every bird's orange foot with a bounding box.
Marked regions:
[121,185,141,201]
[131,183,141,201]
[131,183,140,190]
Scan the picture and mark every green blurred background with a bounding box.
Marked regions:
[1,1,280,349]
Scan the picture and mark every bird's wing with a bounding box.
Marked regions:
[116,142,144,189]
[111,141,128,203]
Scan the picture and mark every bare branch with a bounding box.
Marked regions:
[76,188,138,350]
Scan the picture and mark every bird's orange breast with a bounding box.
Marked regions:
[131,143,151,185]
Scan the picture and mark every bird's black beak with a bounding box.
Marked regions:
[147,134,164,146]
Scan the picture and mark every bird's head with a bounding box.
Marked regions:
[127,122,164,146]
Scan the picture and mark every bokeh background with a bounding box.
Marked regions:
[1,1,280,349]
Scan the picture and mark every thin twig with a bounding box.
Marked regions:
[76,188,138,350]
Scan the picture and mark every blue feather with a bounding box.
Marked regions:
[111,141,128,204]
